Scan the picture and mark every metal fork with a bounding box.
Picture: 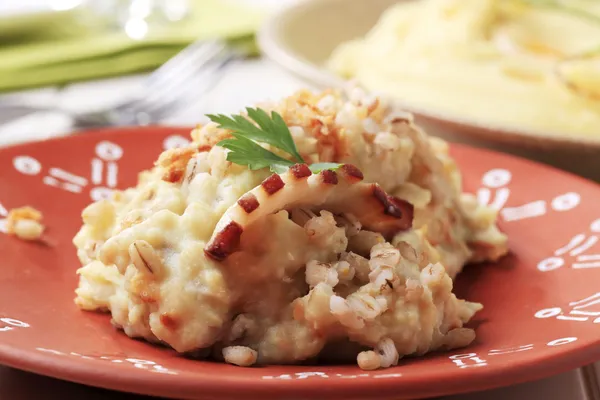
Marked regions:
[0,39,240,128]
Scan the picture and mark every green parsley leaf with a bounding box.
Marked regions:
[210,108,341,175]
[247,108,305,164]
[217,135,294,174]
[309,162,343,173]
[208,108,305,164]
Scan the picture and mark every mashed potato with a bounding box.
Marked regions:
[328,0,600,140]
[73,87,507,369]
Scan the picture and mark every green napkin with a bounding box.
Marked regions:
[0,0,263,92]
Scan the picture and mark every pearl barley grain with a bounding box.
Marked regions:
[6,206,44,241]
[357,350,381,370]
[13,219,44,241]
[222,346,258,367]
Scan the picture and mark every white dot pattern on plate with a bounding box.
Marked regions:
[537,219,600,272]
[9,140,123,200]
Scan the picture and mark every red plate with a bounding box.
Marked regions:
[0,127,599,400]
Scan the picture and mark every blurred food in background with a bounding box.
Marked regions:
[327,0,600,140]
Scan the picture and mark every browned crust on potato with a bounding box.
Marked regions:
[158,147,197,184]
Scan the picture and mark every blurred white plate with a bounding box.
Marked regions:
[257,0,600,181]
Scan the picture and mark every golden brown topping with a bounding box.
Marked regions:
[157,147,196,184]
[194,125,233,149]
[310,118,347,162]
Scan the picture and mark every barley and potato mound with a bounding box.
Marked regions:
[73,87,507,370]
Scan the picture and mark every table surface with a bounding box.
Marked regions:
[0,363,596,400]
[1,2,600,396]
